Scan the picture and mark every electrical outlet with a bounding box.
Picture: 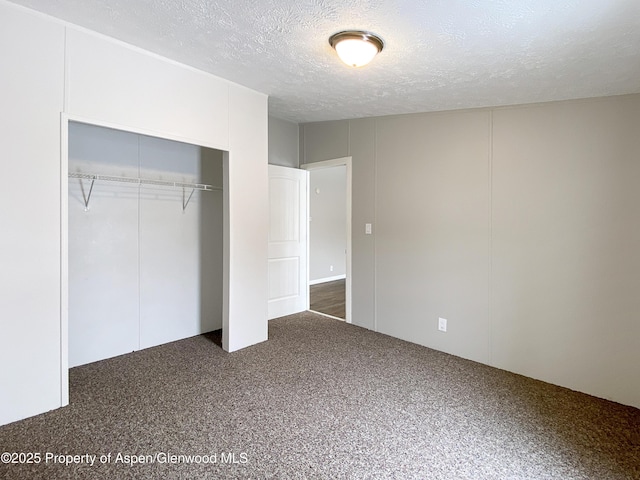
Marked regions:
[438,317,447,332]
[330,265,334,272]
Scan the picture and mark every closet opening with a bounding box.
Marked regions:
[66,121,225,368]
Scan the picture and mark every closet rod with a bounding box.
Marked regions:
[68,172,221,191]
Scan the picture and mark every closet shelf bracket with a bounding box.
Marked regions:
[80,176,95,211]
[183,187,196,212]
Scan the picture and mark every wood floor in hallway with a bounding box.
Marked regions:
[309,279,345,319]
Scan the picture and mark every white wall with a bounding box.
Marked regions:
[0,2,65,427]
[224,85,269,351]
[0,1,268,426]
[309,166,347,282]
[300,94,640,409]
[68,122,223,367]
[65,28,229,148]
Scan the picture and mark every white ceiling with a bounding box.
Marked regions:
[9,0,640,123]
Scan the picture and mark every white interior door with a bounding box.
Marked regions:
[268,165,308,319]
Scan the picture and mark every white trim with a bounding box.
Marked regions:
[305,169,310,310]
[301,156,351,170]
[308,310,345,322]
[60,113,69,407]
[62,113,228,153]
[300,157,352,324]
[309,274,346,286]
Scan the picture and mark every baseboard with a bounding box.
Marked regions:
[308,309,345,321]
[309,274,346,286]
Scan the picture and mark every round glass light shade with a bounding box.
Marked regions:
[329,31,384,68]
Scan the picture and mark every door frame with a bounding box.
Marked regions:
[60,113,231,406]
[300,157,352,324]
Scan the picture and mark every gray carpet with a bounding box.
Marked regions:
[1,312,638,479]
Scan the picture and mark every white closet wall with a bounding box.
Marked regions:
[0,3,65,424]
[1,1,268,426]
[68,122,223,367]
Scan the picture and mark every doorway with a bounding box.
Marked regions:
[301,157,352,323]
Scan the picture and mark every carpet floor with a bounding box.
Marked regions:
[1,312,638,479]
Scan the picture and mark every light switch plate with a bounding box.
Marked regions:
[438,317,447,332]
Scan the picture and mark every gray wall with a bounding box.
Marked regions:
[299,94,640,409]
[268,116,299,168]
[309,166,347,282]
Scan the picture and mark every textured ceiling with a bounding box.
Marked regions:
[8,0,640,123]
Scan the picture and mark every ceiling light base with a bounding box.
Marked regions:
[329,30,384,68]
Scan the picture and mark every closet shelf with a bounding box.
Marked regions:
[68,172,220,191]
[68,172,221,211]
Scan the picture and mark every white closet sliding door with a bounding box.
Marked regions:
[138,136,202,349]
[68,123,140,367]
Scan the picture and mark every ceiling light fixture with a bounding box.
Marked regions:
[329,30,384,68]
